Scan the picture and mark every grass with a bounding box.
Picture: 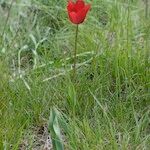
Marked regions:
[0,0,150,149]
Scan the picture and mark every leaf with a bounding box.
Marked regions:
[68,79,77,108]
[48,107,64,150]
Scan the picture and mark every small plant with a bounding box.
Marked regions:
[67,0,91,79]
[48,107,64,150]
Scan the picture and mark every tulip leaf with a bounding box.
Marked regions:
[48,107,64,150]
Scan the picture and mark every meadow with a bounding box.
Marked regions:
[0,0,150,149]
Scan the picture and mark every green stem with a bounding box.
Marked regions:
[73,25,79,79]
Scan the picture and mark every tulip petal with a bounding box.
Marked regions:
[77,4,91,24]
[67,0,76,12]
[68,12,79,24]
[75,0,85,12]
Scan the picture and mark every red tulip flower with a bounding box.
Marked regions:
[67,0,91,24]
[67,0,91,80]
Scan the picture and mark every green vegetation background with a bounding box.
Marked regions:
[0,0,149,149]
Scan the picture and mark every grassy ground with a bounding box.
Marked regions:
[0,0,150,149]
